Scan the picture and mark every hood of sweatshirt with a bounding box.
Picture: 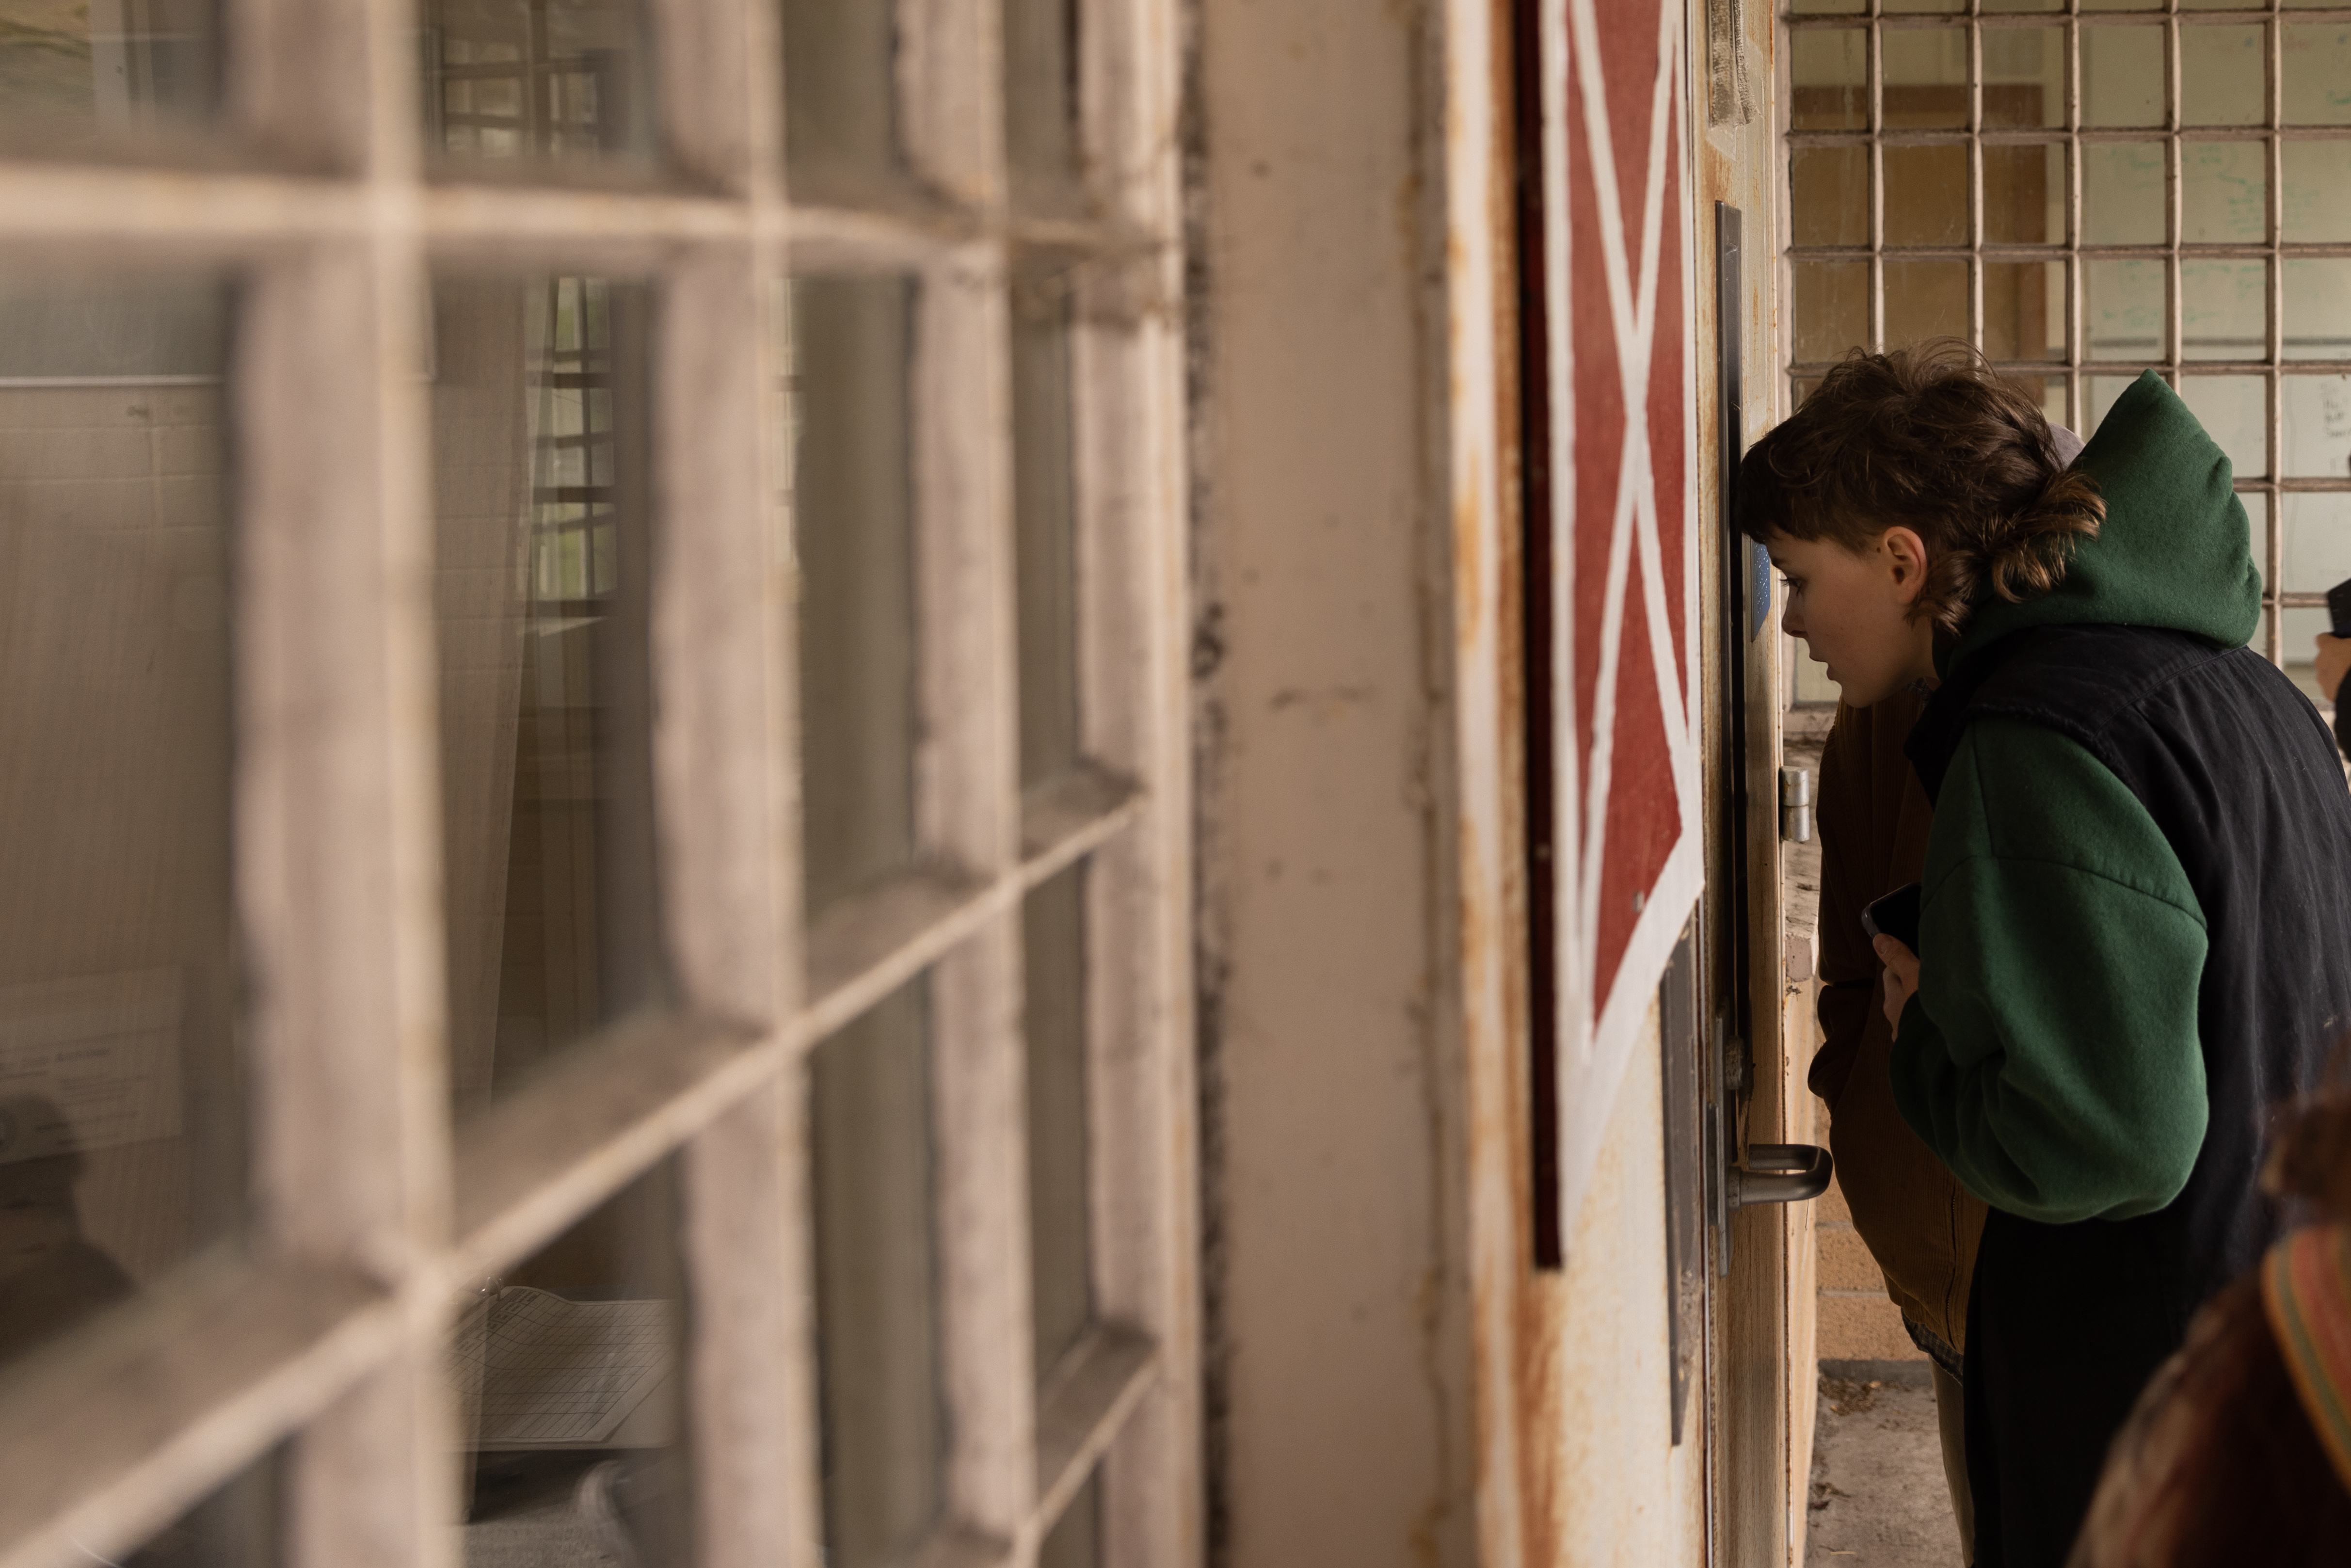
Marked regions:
[1944,370,2263,677]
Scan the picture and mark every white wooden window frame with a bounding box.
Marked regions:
[1777,0,2351,670]
[0,0,1198,1565]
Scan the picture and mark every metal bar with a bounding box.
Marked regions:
[1786,7,2351,25]
[1969,4,1984,354]
[1870,9,1885,351]
[2268,11,2287,662]
[1788,126,2351,144]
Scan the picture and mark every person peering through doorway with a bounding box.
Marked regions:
[1741,342,2351,1568]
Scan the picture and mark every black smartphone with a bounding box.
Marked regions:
[2329,576,2351,640]
[1860,882,1922,952]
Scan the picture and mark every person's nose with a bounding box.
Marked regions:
[1780,599,1804,640]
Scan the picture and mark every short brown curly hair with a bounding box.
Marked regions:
[1737,340,2105,636]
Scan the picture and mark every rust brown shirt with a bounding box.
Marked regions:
[1815,690,1986,1352]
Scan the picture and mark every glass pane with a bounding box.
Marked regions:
[1789,146,1868,248]
[1040,1471,1103,1568]
[1883,30,1968,129]
[780,0,904,189]
[454,1162,689,1567]
[1885,260,1967,348]
[2285,492,2351,626]
[0,0,216,152]
[813,980,945,1568]
[0,275,239,1375]
[2284,26,2351,126]
[2284,374,2351,477]
[788,276,919,919]
[2082,0,2158,12]
[1985,143,2063,243]
[2285,141,2351,243]
[2182,259,2266,362]
[2082,142,2165,245]
[2178,376,2268,478]
[1884,145,1968,247]
[2085,258,2165,362]
[1983,0,2062,12]
[1791,0,1865,14]
[1007,0,1082,212]
[1986,261,2065,362]
[1789,31,1867,131]
[2184,141,2266,244]
[423,0,657,169]
[433,276,667,1116]
[1983,30,2063,128]
[1793,261,1870,362]
[1791,375,1823,408]
[1885,0,1959,13]
[2285,259,2351,361]
[2038,375,2072,432]
[2181,26,2266,126]
[1026,863,1091,1384]
[2283,605,2333,702]
[2085,373,2145,437]
[1014,268,1080,787]
[2081,26,2164,128]
[124,1450,280,1568]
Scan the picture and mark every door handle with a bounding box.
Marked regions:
[1730,1142,1832,1208]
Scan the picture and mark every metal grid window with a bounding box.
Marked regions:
[1779,0,2351,690]
[0,1,1196,1566]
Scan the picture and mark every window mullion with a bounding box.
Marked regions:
[243,54,449,1568]
[1066,0,1198,1546]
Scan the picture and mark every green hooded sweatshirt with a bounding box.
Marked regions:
[1887,371,2265,1223]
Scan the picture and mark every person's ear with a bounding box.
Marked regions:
[1882,526,1931,607]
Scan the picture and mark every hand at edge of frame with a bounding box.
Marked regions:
[1874,933,1919,1031]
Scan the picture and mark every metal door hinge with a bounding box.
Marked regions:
[1780,765,1813,843]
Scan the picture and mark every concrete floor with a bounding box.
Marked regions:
[1807,1368,1967,1568]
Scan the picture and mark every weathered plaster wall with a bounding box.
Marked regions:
[1189,0,1478,1564]
[1553,1003,1708,1565]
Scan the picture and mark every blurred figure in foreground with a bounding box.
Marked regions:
[2070,1080,2351,1565]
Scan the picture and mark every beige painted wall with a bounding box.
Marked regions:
[1191,0,1479,1563]
[1552,1004,1709,1565]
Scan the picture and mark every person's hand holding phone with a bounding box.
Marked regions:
[1874,934,1919,1028]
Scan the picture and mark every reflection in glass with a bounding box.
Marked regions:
[1007,0,1083,211]
[1793,261,1869,363]
[2081,27,2164,127]
[2286,142,2351,243]
[1789,146,1867,249]
[2284,26,2351,126]
[1883,145,1967,247]
[2181,26,2264,126]
[2178,376,2269,479]
[780,0,903,190]
[1014,268,1081,787]
[123,1450,280,1568]
[422,0,656,168]
[1026,864,1091,1385]
[787,276,920,919]
[2182,259,2266,363]
[813,980,945,1568]
[432,276,667,1117]
[2285,260,2351,362]
[2184,142,2266,244]
[1882,30,1968,129]
[2082,142,2164,246]
[2086,259,2165,363]
[1788,30,1866,131]
[1983,30,2062,129]
[2284,375,2351,478]
[0,0,215,148]
[1986,262,2064,363]
[1039,1471,1103,1568]
[0,276,237,1373]
[1984,143,2063,245]
[453,1162,689,1567]
[1884,260,1966,350]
